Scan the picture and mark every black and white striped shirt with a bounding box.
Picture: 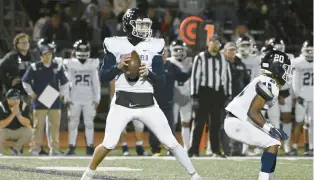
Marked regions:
[191,51,232,97]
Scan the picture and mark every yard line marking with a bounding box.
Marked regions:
[36,166,143,172]
[0,156,313,161]
[0,165,131,180]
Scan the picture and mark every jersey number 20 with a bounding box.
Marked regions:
[303,72,313,86]
[75,74,90,86]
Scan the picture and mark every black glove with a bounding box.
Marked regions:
[192,98,199,111]
[269,128,289,141]
[297,96,304,106]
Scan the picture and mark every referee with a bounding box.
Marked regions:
[188,35,232,157]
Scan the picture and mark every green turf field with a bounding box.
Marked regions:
[0,154,312,180]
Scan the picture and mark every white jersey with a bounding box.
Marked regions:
[104,36,164,93]
[168,56,192,96]
[226,75,279,121]
[280,53,294,92]
[292,55,313,101]
[63,58,101,104]
[236,53,261,81]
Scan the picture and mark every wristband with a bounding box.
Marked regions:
[262,123,272,132]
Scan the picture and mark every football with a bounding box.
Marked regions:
[125,50,141,79]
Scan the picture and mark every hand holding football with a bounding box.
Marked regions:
[125,50,141,79]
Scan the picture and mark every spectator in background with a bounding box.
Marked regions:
[210,0,239,29]
[147,4,162,38]
[40,13,71,45]
[188,35,232,157]
[100,1,118,40]
[161,10,176,45]
[22,45,69,156]
[0,89,32,156]
[82,2,99,44]
[0,33,41,100]
[223,42,250,156]
[231,24,255,43]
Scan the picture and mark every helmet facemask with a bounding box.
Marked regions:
[274,44,285,52]
[130,18,152,39]
[170,46,187,61]
[237,42,252,56]
[282,64,292,84]
[302,46,313,62]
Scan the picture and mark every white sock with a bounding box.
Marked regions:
[293,143,298,150]
[181,127,190,150]
[282,122,292,152]
[169,144,196,174]
[121,142,127,146]
[68,117,79,146]
[309,122,313,149]
[136,141,143,146]
[258,172,270,180]
[85,127,94,146]
[242,144,249,154]
[206,140,211,152]
[269,173,275,180]
[82,167,95,179]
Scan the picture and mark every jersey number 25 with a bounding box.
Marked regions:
[75,74,90,86]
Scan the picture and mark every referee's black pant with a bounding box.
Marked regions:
[149,105,175,154]
[188,86,225,156]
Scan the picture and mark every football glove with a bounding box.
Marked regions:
[297,96,305,106]
[263,123,288,141]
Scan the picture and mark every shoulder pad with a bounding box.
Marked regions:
[146,38,165,55]
[103,36,128,54]
[256,81,274,101]
[89,58,100,68]
[54,57,63,65]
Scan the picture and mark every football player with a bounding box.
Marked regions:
[225,50,291,179]
[81,8,202,180]
[236,36,261,156]
[64,40,101,156]
[267,37,294,154]
[109,80,148,156]
[236,36,261,81]
[290,38,313,156]
[168,40,193,150]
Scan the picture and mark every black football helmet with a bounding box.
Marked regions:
[37,38,56,53]
[301,38,313,62]
[170,40,187,61]
[236,36,253,56]
[73,39,91,59]
[268,37,285,52]
[260,44,276,55]
[261,50,292,85]
[122,8,152,39]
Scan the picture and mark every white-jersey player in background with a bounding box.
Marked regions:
[81,8,202,180]
[236,36,261,81]
[168,40,193,151]
[290,38,313,156]
[225,50,291,180]
[266,37,294,155]
[64,40,101,156]
[236,35,261,156]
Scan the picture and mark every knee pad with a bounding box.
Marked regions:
[84,119,94,129]
[68,117,80,130]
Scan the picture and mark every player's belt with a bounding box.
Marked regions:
[279,89,290,98]
[115,91,154,108]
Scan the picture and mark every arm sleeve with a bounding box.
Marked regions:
[92,68,101,103]
[292,67,301,97]
[58,66,69,97]
[190,54,202,98]
[22,82,35,96]
[147,55,165,89]
[21,66,34,85]
[99,51,122,84]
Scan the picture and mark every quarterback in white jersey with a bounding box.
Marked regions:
[168,39,193,150]
[225,50,291,180]
[290,38,313,156]
[64,40,101,156]
[236,36,261,81]
[81,8,202,180]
